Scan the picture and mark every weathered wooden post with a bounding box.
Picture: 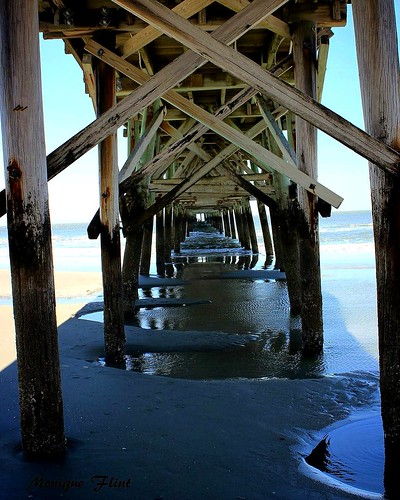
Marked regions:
[243,198,259,253]
[266,115,302,314]
[95,35,125,365]
[292,21,323,352]
[121,186,147,309]
[173,204,182,253]
[257,201,274,257]
[0,0,65,457]
[140,216,154,275]
[164,204,173,262]
[352,1,400,496]
[241,204,251,250]
[223,209,232,238]
[229,209,237,239]
[121,117,144,307]
[156,208,165,275]
[269,206,283,270]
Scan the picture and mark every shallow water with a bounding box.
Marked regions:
[305,410,384,495]
[84,256,378,380]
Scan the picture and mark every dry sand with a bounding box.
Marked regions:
[0,270,381,499]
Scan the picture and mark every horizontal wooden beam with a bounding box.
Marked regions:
[151,173,272,185]
[216,0,290,38]
[114,0,400,177]
[149,183,274,195]
[283,2,347,27]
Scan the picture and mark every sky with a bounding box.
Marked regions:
[0,5,399,225]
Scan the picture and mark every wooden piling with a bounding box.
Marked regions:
[266,122,302,314]
[269,206,284,270]
[233,205,244,247]
[229,209,237,240]
[121,185,149,308]
[293,21,323,353]
[273,174,302,314]
[156,208,165,275]
[223,209,231,238]
[243,199,259,253]
[164,204,173,263]
[173,204,183,254]
[140,216,154,276]
[96,35,125,365]
[257,201,274,257]
[352,1,400,496]
[0,0,65,457]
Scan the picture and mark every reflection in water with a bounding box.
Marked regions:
[125,331,325,380]
[121,260,327,379]
[85,259,378,381]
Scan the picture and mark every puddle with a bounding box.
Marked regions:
[305,412,384,495]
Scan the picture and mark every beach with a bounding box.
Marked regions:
[0,212,384,499]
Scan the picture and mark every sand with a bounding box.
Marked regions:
[0,269,381,499]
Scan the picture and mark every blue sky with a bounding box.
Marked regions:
[0,5,399,225]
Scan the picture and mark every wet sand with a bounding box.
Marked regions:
[0,268,381,499]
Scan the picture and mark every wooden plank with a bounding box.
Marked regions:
[352,1,400,496]
[87,39,342,207]
[113,0,400,176]
[149,183,274,195]
[317,36,329,102]
[151,173,272,185]
[256,96,297,165]
[216,0,290,38]
[119,0,215,58]
[285,3,346,27]
[119,106,166,182]
[82,53,97,110]
[0,0,65,458]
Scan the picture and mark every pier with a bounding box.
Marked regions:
[0,0,399,497]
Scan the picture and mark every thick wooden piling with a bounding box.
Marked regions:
[223,209,231,238]
[173,205,182,254]
[96,36,125,365]
[243,199,259,253]
[269,207,284,270]
[233,205,243,247]
[0,0,65,457]
[140,216,154,276]
[266,121,302,314]
[352,1,400,496]
[164,204,173,263]
[273,174,302,314]
[293,21,323,353]
[121,185,147,306]
[156,208,165,275]
[257,201,274,257]
[229,209,237,240]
